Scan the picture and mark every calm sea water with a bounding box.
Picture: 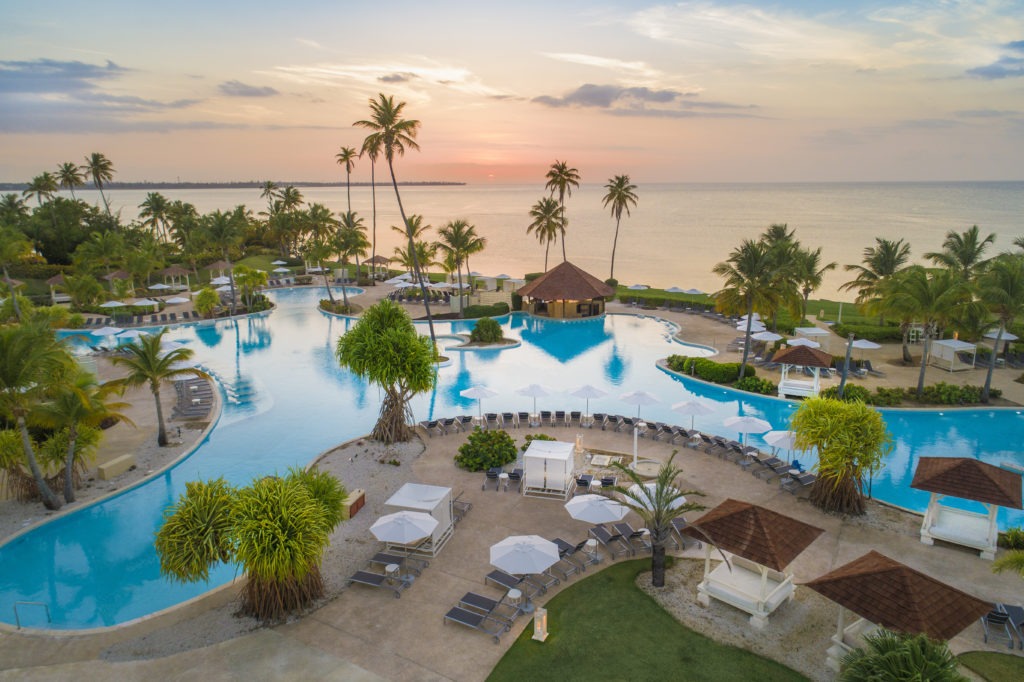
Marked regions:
[75,182,1024,299]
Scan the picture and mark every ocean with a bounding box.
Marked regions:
[72,182,1024,299]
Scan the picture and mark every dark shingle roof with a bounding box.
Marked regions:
[516,261,615,301]
[804,550,991,641]
[911,457,1023,509]
[681,498,824,571]
[773,345,834,369]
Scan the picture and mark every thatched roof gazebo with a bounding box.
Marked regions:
[159,265,192,291]
[516,261,614,320]
[805,550,991,671]
[773,345,834,399]
[366,254,391,281]
[911,457,1023,560]
[46,273,71,304]
[682,498,825,629]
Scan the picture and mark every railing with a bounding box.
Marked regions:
[13,601,51,629]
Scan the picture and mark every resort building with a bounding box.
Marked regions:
[515,261,615,319]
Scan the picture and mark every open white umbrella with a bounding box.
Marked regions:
[763,430,802,462]
[133,298,160,307]
[665,286,686,294]
[460,385,498,418]
[370,511,438,545]
[271,260,287,266]
[164,296,190,305]
[148,283,171,291]
[786,337,821,348]
[984,329,1019,341]
[393,281,414,289]
[117,329,149,340]
[850,338,882,351]
[215,285,232,293]
[626,483,687,512]
[564,494,629,524]
[684,288,705,296]
[99,300,126,308]
[738,322,767,333]
[620,390,660,419]
[516,384,550,414]
[739,313,761,322]
[752,331,783,342]
[570,384,608,418]
[210,276,231,286]
[627,284,649,291]
[723,415,772,445]
[671,400,715,431]
[92,326,124,337]
[490,535,559,575]
[273,267,291,274]
[496,274,511,279]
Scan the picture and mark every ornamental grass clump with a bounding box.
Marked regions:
[469,317,503,343]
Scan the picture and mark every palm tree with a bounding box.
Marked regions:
[278,185,304,214]
[360,135,383,285]
[84,152,115,215]
[335,146,357,213]
[527,196,562,272]
[0,194,29,226]
[390,213,431,242]
[0,323,73,510]
[202,209,245,314]
[602,175,638,281]
[977,254,1024,402]
[23,172,59,241]
[56,162,85,199]
[138,192,171,242]
[839,629,965,682]
[841,237,912,318]
[0,226,32,322]
[33,369,131,503]
[337,211,369,284]
[924,224,996,282]
[610,452,703,587]
[355,93,438,346]
[259,181,279,214]
[436,219,474,314]
[109,329,206,447]
[545,160,580,262]
[793,247,838,322]
[712,239,777,379]
[882,266,969,397]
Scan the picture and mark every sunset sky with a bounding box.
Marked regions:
[2,1,1023,184]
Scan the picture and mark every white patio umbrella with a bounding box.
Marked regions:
[984,329,1019,341]
[271,260,287,265]
[148,283,171,291]
[738,322,767,333]
[92,326,124,337]
[396,273,412,280]
[393,281,414,289]
[570,384,608,418]
[738,313,761,322]
[516,384,550,414]
[625,483,687,512]
[133,298,160,307]
[627,284,649,291]
[383,276,405,285]
[786,337,821,348]
[752,331,783,342]
[664,286,686,294]
[369,511,438,545]
[210,276,231,286]
[117,329,149,340]
[215,285,232,293]
[469,271,484,277]
[620,390,660,419]
[164,296,190,305]
[496,274,511,279]
[99,300,126,308]
[723,415,772,445]
[763,430,802,462]
[460,386,498,418]
[490,535,559,575]
[684,288,705,296]
[273,267,291,274]
[564,494,629,524]
[671,400,715,431]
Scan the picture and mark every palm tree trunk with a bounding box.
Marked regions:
[982,324,1003,403]
[346,171,351,214]
[610,215,621,280]
[651,543,667,588]
[457,264,465,318]
[3,265,23,322]
[98,184,111,216]
[324,271,336,305]
[152,385,168,447]
[17,415,62,510]
[224,250,237,315]
[559,193,567,262]
[386,159,436,348]
[63,424,78,503]
[370,160,377,286]
[544,242,550,273]
[739,300,754,380]
[916,333,931,397]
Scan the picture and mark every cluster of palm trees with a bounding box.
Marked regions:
[841,227,1024,401]
[713,224,838,379]
[25,152,115,217]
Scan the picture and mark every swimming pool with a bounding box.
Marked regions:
[2,287,1022,629]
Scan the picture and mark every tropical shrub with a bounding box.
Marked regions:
[66,313,85,329]
[912,382,999,405]
[840,629,965,682]
[521,433,557,452]
[820,384,872,403]
[666,356,754,384]
[734,376,775,395]
[295,275,313,285]
[871,387,905,406]
[469,317,503,343]
[320,299,353,315]
[455,428,517,471]
[998,526,1024,550]
[463,302,510,319]
[194,287,219,318]
[832,323,903,342]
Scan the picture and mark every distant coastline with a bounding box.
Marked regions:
[0,180,467,191]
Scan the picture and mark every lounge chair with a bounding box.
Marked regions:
[553,410,567,426]
[485,569,544,599]
[546,539,583,580]
[439,417,457,434]
[598,475,617,493]
[484,413,501,430]
[781,472,817,495]
[614,522,651,554]
[539,410,552,426]
[981,609,1015,649]
[418,420,441,437]
[605,414,623,431]
[670,517,701,550]
[456,415,474,431]
[168,313,177,322]
[591,413,608,430]
[516,411,530,428]
[160,314,168,322]
[589,524,632,558]
[368,551,428,576]
[482,467,501,491]
[347,570,407,598]
[506,468,523,492]
[443,606,506,643]
[863,359,885,377]
[568,411,582,427]
[453,495,472,524]
[502,412,517,428]
[574,474,594,496]
[192,311,202,320]
[998,603,1024,649]
[458,591,520,626]
[550,538,590,572]
[617,416,635,433]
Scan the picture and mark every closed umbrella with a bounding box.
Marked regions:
[564,494,629,524]
[671,400,715,431]
[516,383,550,415]
[370,511,438,545]
[490,535,559,575]
[626,483,687,512]
[570,384,608,419]
[460,385,498,418]
[723,415,772,445]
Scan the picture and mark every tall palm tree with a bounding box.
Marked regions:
[56,162,85,200]
[360,135,383,286]
[882,266,969,397]
[259,181,279,214]
[277,185,304,213]
[354,93,437,346]
[390,214,431,242]
[977,254,1024,403]
[338,211,369,283]
[23,172,59,241]
[602,175,638,281]
[924,224,996,282]
[0,323,73,510]
[109,329,206,447]
[138,192,171,242]
[203,210,245,314]
[436,219,474,314]
[841,237,912,317]
[527,196,562,272]
[335,146,357,213]
[462,223,487,289]
[793,246,838,322]
[758,224,802,330]
[0,194,29,226]
[610,452,703,587]
[712,239,777,379]
[33,369,131,503]
[0,227,32,322]
[545,160,580,262]
[84,152,115,215]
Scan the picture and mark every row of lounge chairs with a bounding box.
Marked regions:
[680,431,818,496]
[172,378,213,420]
[347,546,431,599]
[79,311,204,328]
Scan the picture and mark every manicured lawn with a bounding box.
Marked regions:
[958,651,1024,681]
[487,560,807,682]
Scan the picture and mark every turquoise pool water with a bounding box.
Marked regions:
[2,287,1022,629]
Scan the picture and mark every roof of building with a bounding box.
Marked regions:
[516,261,615,301]
[772,344,834,369]
[911,457,1023,509]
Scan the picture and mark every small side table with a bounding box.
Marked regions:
[498,472,510,490]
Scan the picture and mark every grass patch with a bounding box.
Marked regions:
[958,651,1024,681]
[487,560,806,682]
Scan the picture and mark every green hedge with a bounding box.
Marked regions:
[832,323,902,342]
[470,317,503,343]
[734,376,775,395]
[454,428,518,471]
[666,355,754,384]
[463,302,509,319]
[7,263,67,279]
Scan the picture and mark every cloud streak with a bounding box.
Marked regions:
[218,80,280,97]
[532,83,757,118]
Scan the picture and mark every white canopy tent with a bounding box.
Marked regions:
[522,439,575,500]
[929,338,976,372]
[794,326,830,351]
[384,482,454,556]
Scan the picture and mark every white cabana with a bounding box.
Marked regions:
[929,338,976,372]
[794,326,830,351]
[522,439,575,500]
[384,482,454,556]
